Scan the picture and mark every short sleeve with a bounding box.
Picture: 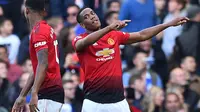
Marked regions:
[115,31,130,44]
[32,34,48,52]
[72,36,83,50]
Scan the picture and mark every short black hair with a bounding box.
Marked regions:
[76,7,89,23]
[67,4,80,11]
[107,0,120,9]
[0,17,9,27]
[25,0,49,12]
[173,0,187,10]
[105,11,118,20]
[180,55,194,64]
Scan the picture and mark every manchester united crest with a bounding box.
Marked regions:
[107,38,115,45]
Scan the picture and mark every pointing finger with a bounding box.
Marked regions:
[123,20,131,23]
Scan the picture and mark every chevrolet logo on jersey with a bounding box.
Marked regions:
[96,48,115,57]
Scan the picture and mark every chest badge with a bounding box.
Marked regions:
[107,38,115,45]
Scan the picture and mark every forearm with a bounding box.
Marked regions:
[138,23,169,41]
[83,26,112,45]
[31,64,47,94]
[76,26,112,51]
[19,73,34,97]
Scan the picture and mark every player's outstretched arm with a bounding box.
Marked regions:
[75,20,131,52]
[124,17,189,44]
[12,73,34,112]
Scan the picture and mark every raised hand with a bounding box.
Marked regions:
[167,17,189,27]
[108,20,131,30]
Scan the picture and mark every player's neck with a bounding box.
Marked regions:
[86,28,100,34]
[29,14,43,30]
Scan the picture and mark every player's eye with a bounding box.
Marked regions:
[91,11,95,15]
[84,15,89,19]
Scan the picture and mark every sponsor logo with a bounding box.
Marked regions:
[95,48,115,61]
[34,41,47,48]
[107,38,115,45]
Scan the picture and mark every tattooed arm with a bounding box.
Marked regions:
[31,48,48,94]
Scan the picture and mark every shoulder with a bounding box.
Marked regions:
[8,34,20,42]
[34,22,51,36]
[73,33,87,41]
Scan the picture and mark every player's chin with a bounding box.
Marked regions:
[91,25,101,31]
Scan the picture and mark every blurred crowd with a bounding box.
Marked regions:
[0,0,200,112]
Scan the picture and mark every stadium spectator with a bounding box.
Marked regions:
[103,11,119,27]
[61,80,82,112]
[0,59,10,110]
[168,68,188,87]
[106,0,121,12]
[168,68,200,111]
[0,17,20,64]
[64,4,85,36]
[123,52,163,89]
[166,86,189,111]
[124,88,142,112]
[128,69,146,110]
[142,86,164,112]
[180,56,200,95]
[165,91,187,112]
[62,72,84,103]
[65,4,80,27]
[154,0,167,24]
[49,0,84,17]
[123,39,168,86]
[0,0,24,34]
[16,34,30,65]
[162,0,187,58]
[22,58,33,74]
[0,45,23,83]
[58,26,77,74]
[173,5,200,72]
[47,17,64,37]
[0,6,4,16]
[119,0,156,32]
[8,72,31,111]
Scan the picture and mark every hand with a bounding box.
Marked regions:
[64,54,73,68]
[167,17,189,27]
[12,96,26,112]
[108,20,131,30]
[29,93,39,112]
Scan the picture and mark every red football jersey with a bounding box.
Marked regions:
[30,21,64,103]
[72,30,130,103]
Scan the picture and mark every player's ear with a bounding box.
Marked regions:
[25,8,29,15]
